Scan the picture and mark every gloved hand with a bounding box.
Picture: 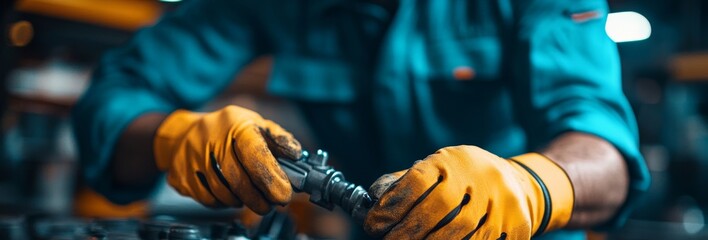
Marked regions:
[364,146,574,239]
[154,105,301,214]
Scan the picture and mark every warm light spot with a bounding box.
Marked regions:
[9,20,34,47]
[453,66,476,81]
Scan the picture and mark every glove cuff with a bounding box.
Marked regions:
[511,153,574,235]
[154,109,203,170]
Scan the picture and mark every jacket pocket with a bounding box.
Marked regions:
[418,37,508,123]
[424,36,502,83]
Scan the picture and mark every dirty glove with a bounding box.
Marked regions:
[154,105,301,214]
[364,146,574,239]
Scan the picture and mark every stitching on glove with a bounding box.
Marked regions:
[210,152,238,196]
[419,175,444,204]
[462,213,487,240]
[509,159,551,237]
[196,171,226,208]
[428,193,471,235]
[379,175,444,236]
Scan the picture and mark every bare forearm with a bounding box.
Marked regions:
[112,113,167,188]
[541,132,629,228]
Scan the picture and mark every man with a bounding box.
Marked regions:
[72,0,650,239]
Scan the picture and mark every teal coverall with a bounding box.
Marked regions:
[72,0,650,239]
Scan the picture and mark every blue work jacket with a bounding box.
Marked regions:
[72,0,650,239]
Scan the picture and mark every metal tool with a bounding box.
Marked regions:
[276,150,374,223]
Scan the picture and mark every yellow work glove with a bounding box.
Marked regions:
[364,146,574,239]
[154,105,301,214]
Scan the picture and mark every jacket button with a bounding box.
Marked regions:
[453,66,475,81]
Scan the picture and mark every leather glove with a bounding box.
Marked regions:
[364,146,574,239]
[154,105,301,214]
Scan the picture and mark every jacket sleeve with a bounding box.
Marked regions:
[71,0,267,204]
[509,0,651,229]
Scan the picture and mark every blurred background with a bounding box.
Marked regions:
[0,0,707,239]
